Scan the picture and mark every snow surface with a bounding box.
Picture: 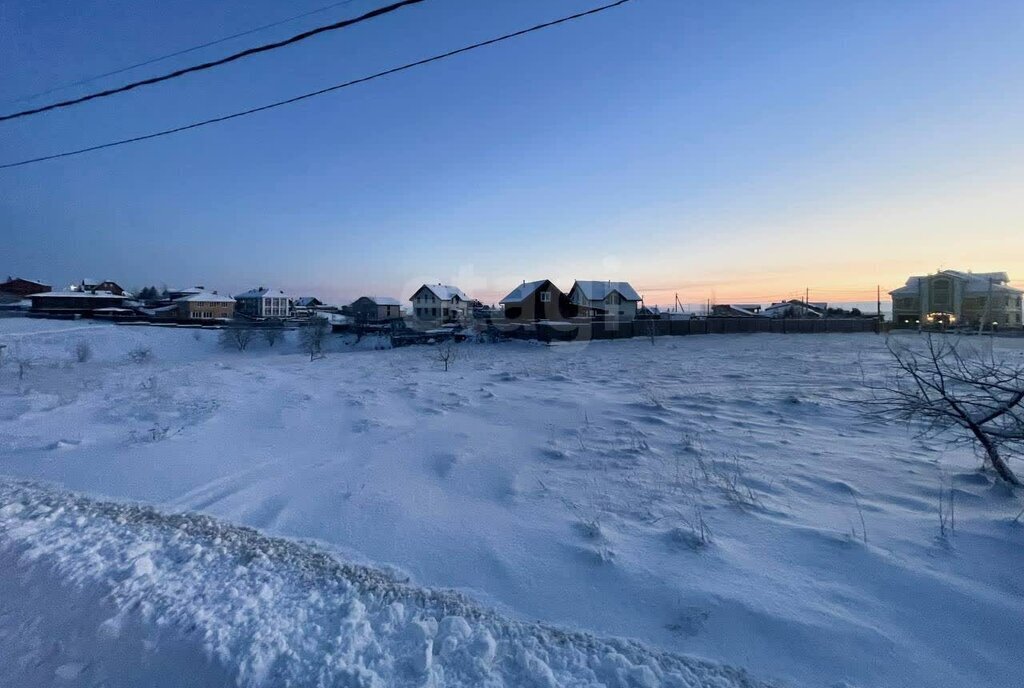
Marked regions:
[2,318,1023,687]
[0,479,760,688]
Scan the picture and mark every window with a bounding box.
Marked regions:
[540,292,552,303]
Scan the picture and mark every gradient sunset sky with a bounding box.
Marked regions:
[2,0,1022,308]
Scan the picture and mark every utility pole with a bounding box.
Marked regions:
[877,284,882,333]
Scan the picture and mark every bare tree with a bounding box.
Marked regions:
[261,326,284,348]
[219,327,253,352]
[300,317,329,361]
[867,335,1024,486]
[434,340,457,372]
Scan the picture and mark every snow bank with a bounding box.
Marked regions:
[0,479,764,688]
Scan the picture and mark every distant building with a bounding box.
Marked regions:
[351,296,403,322]
[174,292,235,321]
[567,280,641,320]
[29,290,130,316]
[0,277,50,299]
[293,297,330,317]
[763,300,826,318]
[500,280,576,322]
[235,287,291,319]
[890,270,1023,329]
[71,279,127,296]
[166,286,205,301]
[711,304,763,317]
[409,284,470,325]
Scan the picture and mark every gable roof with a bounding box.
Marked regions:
[294,297,323,307]
[570,280,641,302]
[235,287,290,299]
[356,296,402,306]
[763,300,825,316]
[500,280,553,304]
[1,277,50,288]
[412,284,469,301]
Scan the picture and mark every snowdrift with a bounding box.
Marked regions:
[0,479,765,688]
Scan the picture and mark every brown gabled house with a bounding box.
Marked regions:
[500,280,577,322]
[74,278,127,296]
[0,277,51,298]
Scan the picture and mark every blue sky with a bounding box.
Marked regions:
[2,0,1023,307]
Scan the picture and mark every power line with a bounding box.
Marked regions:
[0,0,634,170]
[4,0,363,106]
[0,0,427,123]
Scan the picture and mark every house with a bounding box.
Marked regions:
[173,292,235,321]
[293,297,326,317]
[234,287,292,319]
[0,277,50,299]
[500,280,577,322]
[409,284,470,325]
[166,286,205,301]
[763,300,826,318]
[71,278,127,296]
[350,296,403,322]
[28,290,130,316]
[890,270,1023,329]
[567,280,642,320]
[711,304,763,317]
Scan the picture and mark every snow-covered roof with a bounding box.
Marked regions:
[294,297,323,307]
[235,287,290,299]
[357,296,401,306]
[571,280,641,302]
[889,270,1022,296]
[500,280,548,304]
[170,286,205,295]
[1,277,49,287]
[763,300,825,316]
[413,284,469,301]
[30,290,127,299]
[174,292,235,303]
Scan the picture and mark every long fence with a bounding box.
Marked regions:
[498,317,880,342]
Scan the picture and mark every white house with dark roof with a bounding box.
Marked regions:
[890,270,1023,329]
[567,280,642,320]
[234,287,292,319]
[409,284,469,325]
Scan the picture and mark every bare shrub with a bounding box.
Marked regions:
[73,340,92,363]
[126,346,152,363]
[937,479,956,538]
[220,327,253,352]
[696,455,764,509]
[866,335,1024,486]
[299,317,329,361]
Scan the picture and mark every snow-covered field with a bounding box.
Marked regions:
[1,318,1022,687]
